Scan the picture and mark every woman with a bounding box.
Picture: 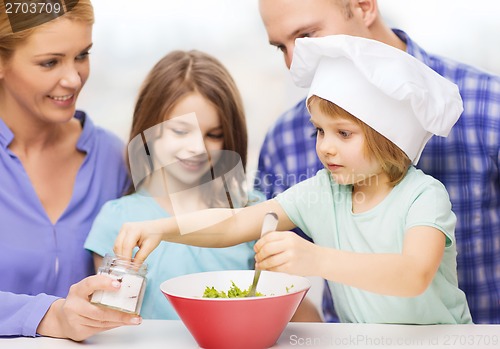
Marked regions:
[0,0,141,340]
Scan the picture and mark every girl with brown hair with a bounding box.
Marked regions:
[85,50,264,319]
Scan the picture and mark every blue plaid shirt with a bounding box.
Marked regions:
[254,30,500,324]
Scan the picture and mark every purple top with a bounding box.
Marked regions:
[0,111,129,337]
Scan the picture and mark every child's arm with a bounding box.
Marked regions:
[114,199,294,263]
[256,225,446,297]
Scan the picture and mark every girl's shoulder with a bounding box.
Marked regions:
[396,167,451,205]
[403,166,448,192]
[98,193,165,220]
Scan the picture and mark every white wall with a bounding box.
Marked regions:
[78,0,302,179]
[379,0,500,75]
[80,0,500,178]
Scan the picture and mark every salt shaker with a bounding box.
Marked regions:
[91,254,147,315]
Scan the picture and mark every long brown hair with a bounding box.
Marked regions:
[308,95,411,186]
[126,50,248,199]
[0,0,94,63]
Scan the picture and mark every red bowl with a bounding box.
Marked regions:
[160,270,311,349]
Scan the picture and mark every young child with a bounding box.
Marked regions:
[114,36,472,324]
[84,50,264,319]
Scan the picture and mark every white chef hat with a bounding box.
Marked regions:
[290,35,463,164]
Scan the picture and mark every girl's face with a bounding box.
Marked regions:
[152,92,224,187]
[309,102,383,187]
[0,19,92,125]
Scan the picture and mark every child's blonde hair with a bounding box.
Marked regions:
[308,95,411,186]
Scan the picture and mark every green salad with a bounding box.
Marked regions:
[202,281,295,298]
[203,281,264,298]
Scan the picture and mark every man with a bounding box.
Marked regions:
[254,0,500,324]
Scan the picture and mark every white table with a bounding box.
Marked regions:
[1,320,499,349]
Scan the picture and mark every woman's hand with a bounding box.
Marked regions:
[114,219,167,263]
[254,230,322,276]
[37,274,142,341]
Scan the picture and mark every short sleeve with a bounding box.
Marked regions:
[275,171,334,239]
[405,179,456,247]
[275,181,307,234]
[84,200,123,258]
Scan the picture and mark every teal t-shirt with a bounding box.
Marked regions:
[276,166,472,324]
[84,190,264,319]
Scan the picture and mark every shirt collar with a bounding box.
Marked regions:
[0,117,14,149]
[74,110,95,153]
[0,110,95,151]
[392,29,433,66]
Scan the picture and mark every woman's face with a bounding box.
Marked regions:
[151,92,224,188]
[0,18,92,124]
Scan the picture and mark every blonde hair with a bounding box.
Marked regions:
[308,95,411,186]
[0,0,94,62]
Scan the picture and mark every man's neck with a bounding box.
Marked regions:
[370,19,407,52]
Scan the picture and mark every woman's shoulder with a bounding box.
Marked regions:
[76,111,125,154]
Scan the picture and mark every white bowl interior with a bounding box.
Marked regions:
[160,270,310,299]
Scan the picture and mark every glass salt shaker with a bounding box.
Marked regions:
[91,254,147,315]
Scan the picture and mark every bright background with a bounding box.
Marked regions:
[78,0,500,315]
[80,0,500,177]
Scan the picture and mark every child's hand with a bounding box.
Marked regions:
[254,231,321,276]
[114,219,167,263]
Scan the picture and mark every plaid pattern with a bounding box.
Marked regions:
[254,30,500,324]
